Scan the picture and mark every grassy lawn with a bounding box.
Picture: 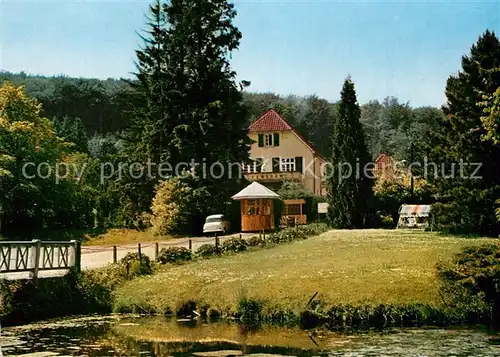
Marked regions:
[114,229,497,315]
[81,228,173,246]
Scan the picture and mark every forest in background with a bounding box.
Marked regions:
[0,71,444,161]
[1,22,498,238]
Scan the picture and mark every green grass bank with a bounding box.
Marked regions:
[113,229,498,327]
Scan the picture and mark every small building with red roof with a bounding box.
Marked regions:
[243,109,328,196]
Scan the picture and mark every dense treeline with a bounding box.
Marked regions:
[0,71,134,133]
[0,71,444,160]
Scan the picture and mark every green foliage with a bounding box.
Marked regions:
[496,199,500,223]
[246,235,266,247]
[1,70,446,175]
[128,0,251,169]
[360,98,445,161]
[327,78,374,228]
[151,177,212,235]
[277,181,313,199]
[267,223,328,244]
[52,115,88,153]
[119,252,153,276]
[267,228,307,244]
[0,273,83,324]
[432,199,491,235]
[0,71,134,134]
[220,237,248,254]
[480,83,500,145]
[194,244,218,258]
[0,262,150,325]
[87,133,123,158]
[424,30,500,236]
[236,297,263,321]
[124,0,253,233]
[437,243,500,322]
[374,180,410,225]
[157,246,192,264]
[0,82,93,235]
[77,265,129,313]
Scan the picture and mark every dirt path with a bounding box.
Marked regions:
[81,233,253,270]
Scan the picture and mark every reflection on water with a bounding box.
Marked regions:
[1,315,500,356]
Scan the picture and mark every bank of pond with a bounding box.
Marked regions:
[1,314,500,356]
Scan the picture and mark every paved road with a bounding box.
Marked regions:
[0,233,254,279]
[80,233,254,270]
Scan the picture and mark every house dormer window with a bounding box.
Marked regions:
[264,133,273,147]
[258,133,280,147]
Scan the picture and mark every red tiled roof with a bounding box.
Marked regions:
[248,109,328,163]
[248,109,292,132]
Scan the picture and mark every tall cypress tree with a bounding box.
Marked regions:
[425,30,500,235]
[327,77,373,228]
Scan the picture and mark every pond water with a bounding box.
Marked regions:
[1,315,500,356]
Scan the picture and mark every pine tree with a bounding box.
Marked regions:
[127,0,251,232]
[52,116,88,153]
[425,30,500,235]
[126,0,170,164]
[327,77,373,228]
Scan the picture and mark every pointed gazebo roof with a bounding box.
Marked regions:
[231,181,281,200]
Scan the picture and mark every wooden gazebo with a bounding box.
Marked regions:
[231,182,281,232]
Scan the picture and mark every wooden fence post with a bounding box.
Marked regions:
[215,234,219,252]
[72,240,81,273]
[32,239,42,279]
[113,246,117,264]
[155,242,159,260]
[138,243,142,263]
[188,239,192,251]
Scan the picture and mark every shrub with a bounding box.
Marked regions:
[431,188,500,236]
[150,177,212,235]
[157,246,192,264]
[267,228,305,244]
[236,297,263,321]
[437,243,500,323]
[247,236,265,248]
[297,223,329,235]
[267,223,328,244]
[195,244,218,258]
[220,237,248,254]
[119,252,152,276]
[78,265,128,312]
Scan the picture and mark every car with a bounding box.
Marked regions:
[203,214,230,235]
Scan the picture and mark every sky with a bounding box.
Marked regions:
[0,0,499,107]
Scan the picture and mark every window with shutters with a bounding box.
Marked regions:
[280,157,296,172]
[264,133,273,147]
